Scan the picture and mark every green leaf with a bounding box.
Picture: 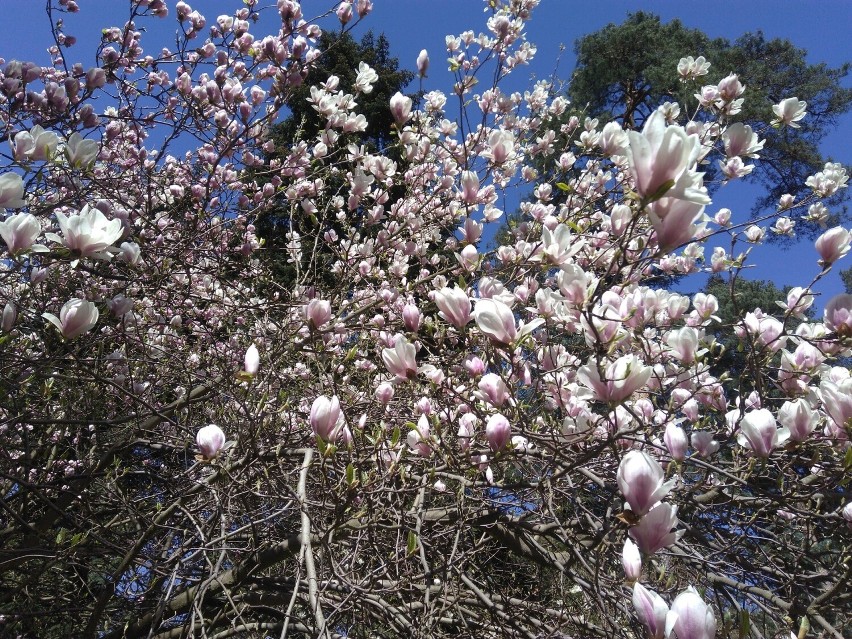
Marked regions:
[555,182,572,192]
[407,530,418,556]
[346,463,356,487]
[390,426,400,447]
[738,610,750,638]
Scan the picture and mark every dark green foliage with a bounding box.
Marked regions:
[701,274,810,388]
[271,30,415,152]
[256,30,415,289]
[569,13,852,222]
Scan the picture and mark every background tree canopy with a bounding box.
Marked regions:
[569,11,852,220]
[255,29,416,288]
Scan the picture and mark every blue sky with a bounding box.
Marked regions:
[2,0,850,306]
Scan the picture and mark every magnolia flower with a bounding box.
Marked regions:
[434,287,471,329]
[617,450,675,516]
[407,414,432,457]
[671,587,717,639]
[43,298,99,340]
[389,91,412,124]
[0,212,40,254]
[772,97,807,128]
[354,61,378,93]
[476,373,510,407]
[815,226,851,265]
[304,298,332,329]
[2,301,16,333]
[196,424,226,459]
[577,354,652,404]
[625,109,709,205]
[824,293,852,335]
[310,395,343,441]
[416,49,429,77]
[777,399,818,442]
[629,502,683,555]
[13,125,60,162]
[244,344,260,375]
[474,298,543,345]
[622,539,642,582]
[736,409,790,457]
[632,582,676,639]
[65,132,99,168]
[485,413,511,451]
[691,431,720,457]
[647,197,705,251]
[0,173,26,209]
[664,423,689,461]
[50,205,123,260]
[382,334,418,380]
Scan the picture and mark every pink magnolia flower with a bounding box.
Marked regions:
[375,382,395,405]
[476,373,510,407]
[2,301,16,333]
[0,173,26,209]
[664,423,688,461]
[485,413,511,451]
[434,287,471,329]
[196,424,226,459]
[13,125,60,162]
[824,293,852,335]
[43,298,99,340]
[815,226,851,265]
[671,587,717,639]
[473,298,516,344]
[416,49,429,78]
[647,197,706,251]
[389,91,412,124]
[629,502,683,555]
[625,109,708,205]
[304,298,332,329]
[50,205,123,260]
[772,97,807,128]
[622,538,642,582]
[381,334,418,380]
[402,303,422,332]
[617,450,675,516]
[777,399,817,442]
[736,409,790,457]
[577,354,652,404]
[460,170,479,205]
[407,414,432,457]
[310,395,343,441]
[632,582,676,639]
[65,132,99,168]
[0,212,40,254]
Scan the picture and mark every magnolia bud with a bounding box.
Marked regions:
[196,424,226,459]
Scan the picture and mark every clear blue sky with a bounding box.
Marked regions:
[3,0,851,306]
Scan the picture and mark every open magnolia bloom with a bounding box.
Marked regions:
[625,109,709,206]
[47,204,123,260]
[42,298,99,340]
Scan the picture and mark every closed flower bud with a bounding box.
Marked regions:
[485,413,511,451]
[2,301,16,333]
[310,395,343,441]
[617,450,675,516]
[196,424,226,459]
[244,344,260,375]
[622,539,642,582]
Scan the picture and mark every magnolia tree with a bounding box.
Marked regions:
[0,1,850,638]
